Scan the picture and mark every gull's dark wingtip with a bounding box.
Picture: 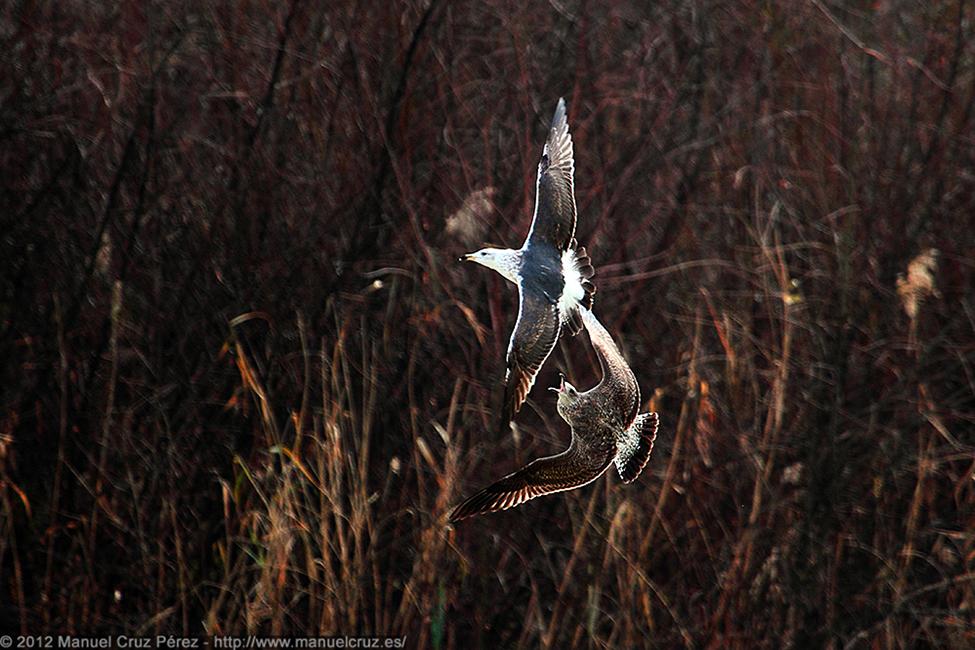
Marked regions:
[497,371,521,435]
[449,488,500,523]
[447,505,467,524]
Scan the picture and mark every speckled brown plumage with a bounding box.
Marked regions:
[450,308,659,522]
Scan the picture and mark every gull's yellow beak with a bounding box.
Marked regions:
[461,253,474,262]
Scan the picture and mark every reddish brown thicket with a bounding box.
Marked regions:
[1,1,974,647]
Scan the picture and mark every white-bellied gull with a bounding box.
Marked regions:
[463,98,595,432]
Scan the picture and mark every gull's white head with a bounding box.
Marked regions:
[463,247,504,269]
[461,247,519,283]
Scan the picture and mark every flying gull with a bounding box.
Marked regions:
[449,308,658,521]
[463,98,595,432]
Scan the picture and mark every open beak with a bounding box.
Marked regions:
[548,372,566,393]
[460,253,474,262]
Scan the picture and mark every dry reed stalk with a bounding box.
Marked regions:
[643,303,703,557]
[542,486,600,648]
[86,281,122,582]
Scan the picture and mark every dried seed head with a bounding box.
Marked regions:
[896,248,940,320]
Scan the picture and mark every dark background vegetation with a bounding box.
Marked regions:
[2,1,974,646]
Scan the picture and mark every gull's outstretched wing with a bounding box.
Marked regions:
[525,98,577,252]
[580,308,640,426]
[498,285,561,432]
[449,431,614,522]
